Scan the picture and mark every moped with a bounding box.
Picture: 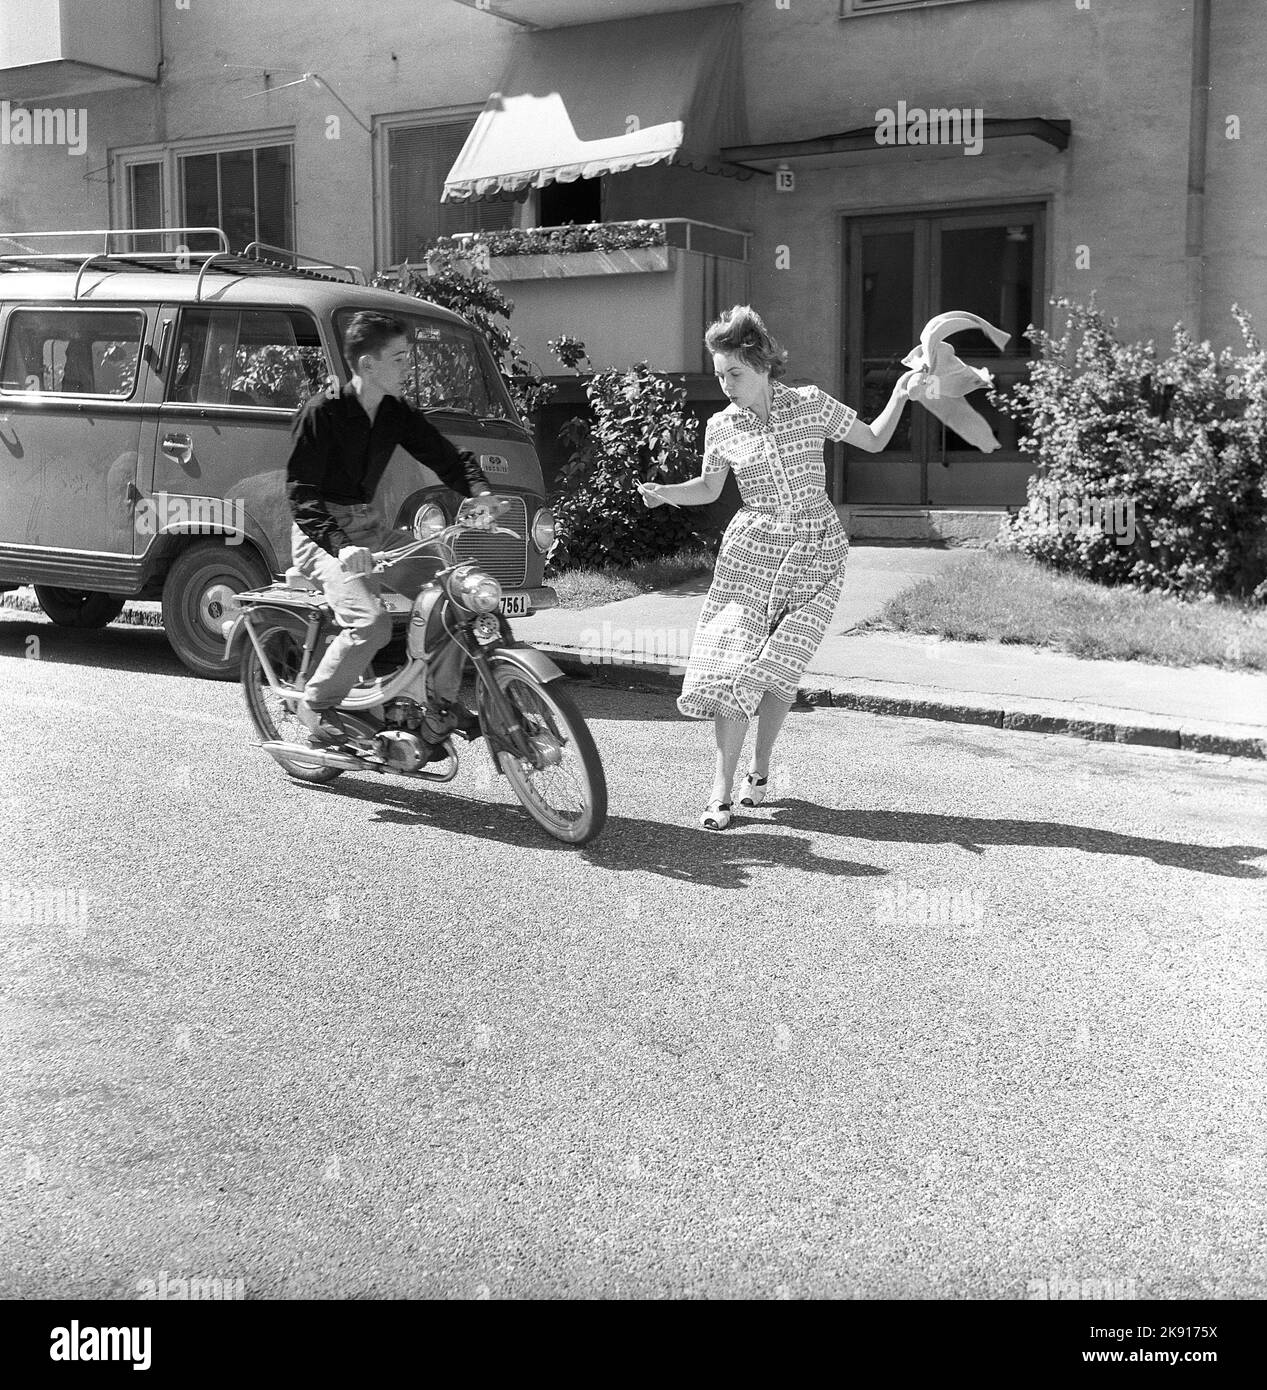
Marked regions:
[223,496,607,845]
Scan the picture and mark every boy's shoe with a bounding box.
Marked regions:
[432,700,482,742]
[448,703,482,741]
[297,703,350,748]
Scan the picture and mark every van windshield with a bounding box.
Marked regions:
[335,311,518,422]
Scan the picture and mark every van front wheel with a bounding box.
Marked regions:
[163,541,269,680]
[33,587,127,628]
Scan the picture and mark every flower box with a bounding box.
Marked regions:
[485,245,671,281]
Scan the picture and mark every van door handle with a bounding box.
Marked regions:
[162,431,193,465]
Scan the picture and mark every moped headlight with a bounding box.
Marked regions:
[531,507,556,554]
[412,501,447,540]
[455,568,502,613]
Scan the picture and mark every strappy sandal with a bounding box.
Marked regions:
[699,800,733,830]
[739,773,768,807]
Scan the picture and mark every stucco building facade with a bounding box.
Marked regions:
[1,0,1259,526]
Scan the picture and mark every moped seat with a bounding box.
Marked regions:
[285,566,320,592]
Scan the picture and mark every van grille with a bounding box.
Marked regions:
[454,495,528,587]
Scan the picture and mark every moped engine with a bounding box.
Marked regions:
[375,729,427,773]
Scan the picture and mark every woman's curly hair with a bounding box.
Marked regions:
[704,305,788,380]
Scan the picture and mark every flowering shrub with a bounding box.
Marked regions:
[995,298,1267,602]
[546,337,722,570]
[442,220,666,259]
[372,246,555,420]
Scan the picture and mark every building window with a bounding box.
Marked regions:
[385,118,515,265]
[180,144,294,253]
[113,136,296,255]
[126,162,164,251]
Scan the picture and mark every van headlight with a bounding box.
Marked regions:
[412,501,447,539]
[454,567,502,613]
[531,507,556,553]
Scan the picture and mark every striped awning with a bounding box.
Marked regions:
[443,4,749,202]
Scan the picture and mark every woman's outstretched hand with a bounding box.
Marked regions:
[896,368,932,402]
[637,481,667,509]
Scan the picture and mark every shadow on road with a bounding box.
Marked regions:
[295,777,1264,884]
[768,798,1266,878]
[301,777,886,889]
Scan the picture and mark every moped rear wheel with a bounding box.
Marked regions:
[480,662,607,846]
[240,611,342,784]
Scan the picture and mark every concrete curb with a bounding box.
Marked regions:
[540,646,1267,761]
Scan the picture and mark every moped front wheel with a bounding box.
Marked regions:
[240,611,342,785]
[480,662,607,846]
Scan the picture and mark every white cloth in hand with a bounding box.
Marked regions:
[902,311,1011,453]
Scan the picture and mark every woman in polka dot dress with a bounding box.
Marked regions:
[638,306,926,829]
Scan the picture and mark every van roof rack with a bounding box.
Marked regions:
[0,227,367,300]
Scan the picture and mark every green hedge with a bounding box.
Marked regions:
[995,298,1267,602]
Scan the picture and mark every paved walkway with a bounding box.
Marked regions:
[516,546,1267,759]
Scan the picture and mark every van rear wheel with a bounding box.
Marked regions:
[162,541,269,680]
[33,587,127,628]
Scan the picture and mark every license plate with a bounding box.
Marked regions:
[499,593,530,617]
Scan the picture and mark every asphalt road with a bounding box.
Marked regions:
[2,614,1265,1300]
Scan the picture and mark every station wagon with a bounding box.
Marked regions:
[0,227,558,677]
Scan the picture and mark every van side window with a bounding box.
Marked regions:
[0,309,144,397]
[167,308,330,409]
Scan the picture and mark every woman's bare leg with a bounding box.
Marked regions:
[750,690,794,778]
[712,714,748,804]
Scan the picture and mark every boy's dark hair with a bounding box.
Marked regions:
[343,311,409,366]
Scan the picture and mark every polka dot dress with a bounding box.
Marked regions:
[678,382,856,721]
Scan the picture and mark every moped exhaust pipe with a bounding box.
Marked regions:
[258,741,367,772]
[256,739,462,783]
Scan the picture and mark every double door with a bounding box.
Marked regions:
[841,205,1044,507]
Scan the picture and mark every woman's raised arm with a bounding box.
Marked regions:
[843,370,927,453]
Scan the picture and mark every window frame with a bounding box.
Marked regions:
[0,306,148,401]
[372,105,525,273]
[110,128,297,252]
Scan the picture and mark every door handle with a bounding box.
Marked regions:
[162,431,193,465]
